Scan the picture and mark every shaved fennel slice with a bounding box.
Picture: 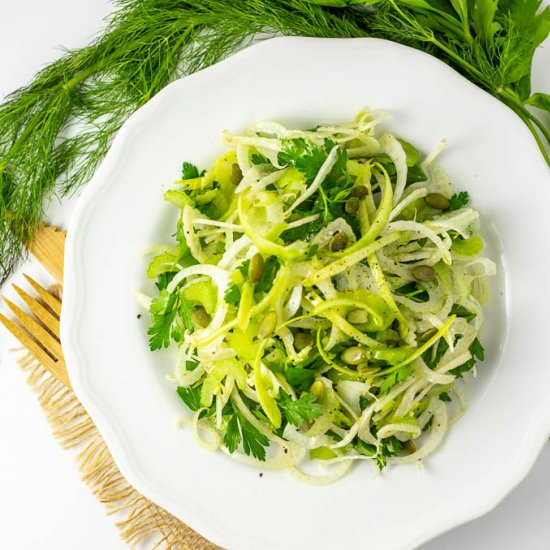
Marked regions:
[390,401,448,464]
[289,460,352,485]
[389,188,428,221]
[427,208,479,238]
[133,289,152,310]
[385,220,452,264]
[379,132,408,206]
[422,138,448,167]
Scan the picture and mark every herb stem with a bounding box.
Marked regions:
[509,105,550,165]
[429,37,487,85]
[526,111,550,151]
[387,1,485,83]
[497,87,550,164]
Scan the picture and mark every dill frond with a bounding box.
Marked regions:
[1,0,549,282]
[0,0,369,282]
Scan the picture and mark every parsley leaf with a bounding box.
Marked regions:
[470,337,485,361]
[176,386,201,411]
[186,358,199,371]
[305,244,319,259]
[256,256,280,293]
[449,338,486,377]
[250,153,270,165]
[223,414,241,453]
[148,293,178,350]
[424,338,449,370]
[439,392,452,402]
[278,391,323,426]
[394,281,429,303]
[239,412,270,460]
[237,259,250,277]
[283,351,327,393]
[375,146,427,186]
[147,292,194,351]
[179,297,195,333]
[278,138,332,182]
[450,303,477,321]
[182,161,199,180]
[378,436,402,470]
[379,366,412,395]
[155,271,176,291]
[448,191,470,211]
[526,92,550,114]
[280,213,326,243]
[278,137,357,244]
[224,282,241,306]
[406,163,427,185]
[499,0,550,85]
[355,438,377,456]
[223,405,270,461]
[363,435,403,471]
[278,137,350,191]
[284,367,316,392]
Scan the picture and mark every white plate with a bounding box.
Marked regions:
[61,37,550,550]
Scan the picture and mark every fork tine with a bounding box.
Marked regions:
[0,312,71,388]
[23,274,62,317]
[12,284,60,338]
[2,297,63,360]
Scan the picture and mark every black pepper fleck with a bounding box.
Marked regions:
[259,473,263,478]
[137,314,142,319]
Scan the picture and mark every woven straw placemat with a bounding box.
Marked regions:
[14,332,218,550]
[15,340,218,549]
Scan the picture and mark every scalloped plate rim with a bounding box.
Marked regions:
[61,36,550,550]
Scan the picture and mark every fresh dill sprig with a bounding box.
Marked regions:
[1,0,549,283]
[0,0,367,283]
[361,0,550,162]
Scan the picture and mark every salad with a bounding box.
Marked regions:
[138,110,496,483]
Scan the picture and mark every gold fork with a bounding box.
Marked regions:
[0,224,71,388]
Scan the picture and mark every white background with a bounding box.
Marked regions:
[0,1,549,549]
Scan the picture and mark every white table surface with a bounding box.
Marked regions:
[1,1,549,549]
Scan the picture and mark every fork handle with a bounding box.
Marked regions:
[28,223,66,285]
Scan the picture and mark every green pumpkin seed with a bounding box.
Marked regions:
[351,185,368,199]
[294,331,313,351]
[231,163,243,185]
[346,309,369,325]
[310,380,325,401]
[330,232,348,253]
[258,311,277,339]
[341,346,371,365]
[344,197,360,214]
[248,253,264,284]
[425,193,450,210]
[190,306,211,328]
[412,265,437,282]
